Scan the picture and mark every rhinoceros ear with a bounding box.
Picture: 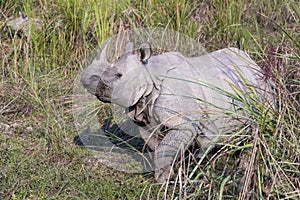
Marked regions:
[138,42,151,64]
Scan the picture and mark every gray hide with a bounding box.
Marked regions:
[81,38,274,182]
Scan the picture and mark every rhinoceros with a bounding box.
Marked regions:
[81,38,274,182]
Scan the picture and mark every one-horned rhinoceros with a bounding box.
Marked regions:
[81,38,274,182]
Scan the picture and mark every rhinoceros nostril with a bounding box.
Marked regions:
[90,75,101,81]
[115,73,122,78]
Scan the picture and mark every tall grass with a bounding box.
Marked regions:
[0,0,299,199]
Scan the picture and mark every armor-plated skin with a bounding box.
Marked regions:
[81,39,274,182]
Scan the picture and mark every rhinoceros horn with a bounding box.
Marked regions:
[81,38,112,95]
[96,38,111,65]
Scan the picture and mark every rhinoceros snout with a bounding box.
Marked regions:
[81,70,95,84]
[80,72,101,94]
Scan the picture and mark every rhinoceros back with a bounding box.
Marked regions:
[149,48,273,145]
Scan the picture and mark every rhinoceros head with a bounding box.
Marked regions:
[81,39,154,108]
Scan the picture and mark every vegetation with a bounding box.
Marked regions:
[0,0,299,199]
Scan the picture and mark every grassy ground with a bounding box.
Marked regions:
[0,0,299,199]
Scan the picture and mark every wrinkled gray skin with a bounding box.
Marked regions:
[81,38,273,182]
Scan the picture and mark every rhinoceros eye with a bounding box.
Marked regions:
[115,73,122,78]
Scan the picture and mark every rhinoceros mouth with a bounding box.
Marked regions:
[95,79,113,103]
[81,73,113,103]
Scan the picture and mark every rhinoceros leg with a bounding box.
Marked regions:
[154,128,195,183]
[138,126,160,150]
